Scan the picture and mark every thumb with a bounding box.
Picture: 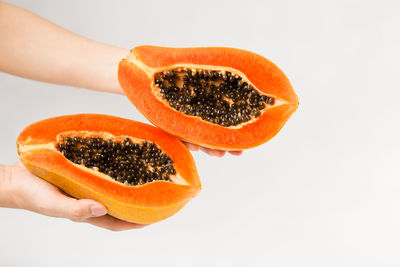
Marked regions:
[62,198,108,222]
[42,192,108,221]
[11,161,108,221]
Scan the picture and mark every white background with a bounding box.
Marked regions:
[1,0,400,266]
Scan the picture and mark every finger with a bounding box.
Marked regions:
[84,214,147,231]
[36,190,107,221]
[48,191,145,229]
[229,150,243,156]
[183,142,200,151]
[200,147,226,157]
[64,199,108,222]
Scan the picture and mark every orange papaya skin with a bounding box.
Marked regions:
[118,46,299,150]
[17,114,201,224]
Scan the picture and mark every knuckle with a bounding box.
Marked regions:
[70,206,86,222]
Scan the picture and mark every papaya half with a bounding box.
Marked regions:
[16,114,201,224]
[118,46,299,150]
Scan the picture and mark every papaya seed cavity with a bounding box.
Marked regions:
[57,135,176,186]
[154,67,275,127]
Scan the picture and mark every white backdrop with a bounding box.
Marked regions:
[1,0,400,266]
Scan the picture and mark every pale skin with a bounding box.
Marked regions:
[0,2,242,231]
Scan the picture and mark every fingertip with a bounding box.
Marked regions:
[69,199,107,221]
[188,144,200,151]
[199,147,226,157]
[229,150,243,156]
[210,150,225,157]
[90,204,108,217]
[215,151,226,157]
[182,141,200,151]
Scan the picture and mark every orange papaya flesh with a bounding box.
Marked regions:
[118,46,299,150]
[17,114,201,224]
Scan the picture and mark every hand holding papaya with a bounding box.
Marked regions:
[0,162,145,231]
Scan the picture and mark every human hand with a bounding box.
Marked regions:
[1,162,145,231]
[183,142,243,157]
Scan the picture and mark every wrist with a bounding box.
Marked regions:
[102,45,129,95]
[0,164,16,208]
[78,42,128,95]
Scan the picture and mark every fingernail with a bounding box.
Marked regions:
[90,205,107,216]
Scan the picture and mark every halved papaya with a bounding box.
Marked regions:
[16,114,201,224]
[118,46,299,150]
